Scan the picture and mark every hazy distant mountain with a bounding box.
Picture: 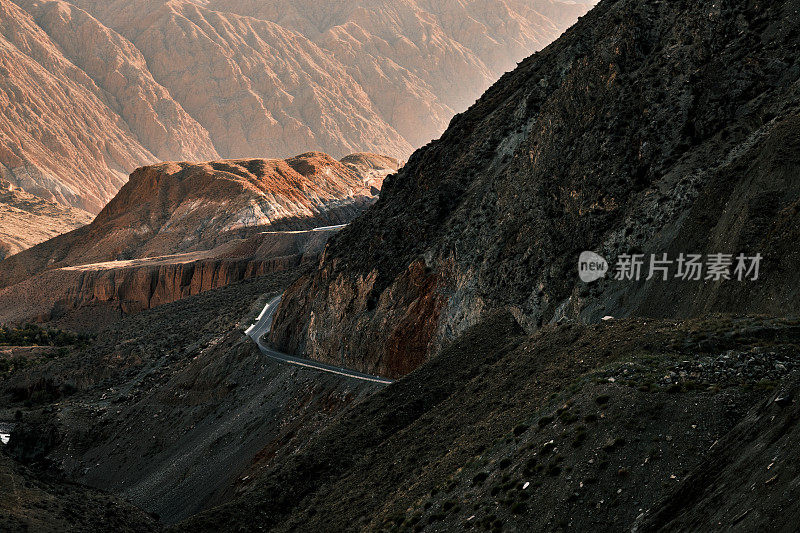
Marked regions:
[0,0,591,213]
[0,178,92,259]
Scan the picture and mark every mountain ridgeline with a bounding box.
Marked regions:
[270,0,800,378]
[0,0,592,214]
[2,1,800,532]
[0,152,398,327]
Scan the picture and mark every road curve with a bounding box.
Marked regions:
[245,296,394,385]
[310,224,348,232]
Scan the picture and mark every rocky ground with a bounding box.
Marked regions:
[181,313,800,532]
[0,267,383,526]
[3,300,799,532]
[0,448,158,532]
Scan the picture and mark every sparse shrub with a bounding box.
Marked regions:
[523,457,538,475]
[472,472,489,485]
[427,512,445,524]
[558,410,579,424]
[666,383,683,393]
[595,394,611,405]
[538,415,555,427]
[546,463,562,476]
[572,431,587,448]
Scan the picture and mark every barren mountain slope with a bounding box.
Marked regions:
[270,0,800,378]
[0,0,217,212]
[1,0,589,210]
[0,179,92,259]
[203,0,595,148]
[0,448,158,532]
[181,313,800,532]
[1,269,383,525]
[0,151,399,288]
[32,0,415,159]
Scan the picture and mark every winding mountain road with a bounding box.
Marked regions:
[245,296,393,385]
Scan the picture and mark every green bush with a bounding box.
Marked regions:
[0,323,93,348]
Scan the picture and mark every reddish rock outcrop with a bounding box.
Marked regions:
[0,151,399,288]
[270,258,449,378]
[0,228,337,326]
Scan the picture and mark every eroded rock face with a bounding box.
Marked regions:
[0,0,591,211]
[0,151,399,289]
[270,0,800,378]
[203,0,595,149]
[0,179,93,259]
[0,230,337,326]
[0,0,218,212]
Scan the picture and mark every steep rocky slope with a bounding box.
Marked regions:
[1,268,382,525]
[0,179,92,259]
[0,151,398,289]
[181,313,800,532]
[0,448,158,532]
[1,0,589,210]
[270,0,800,378]
[0,0,217,212]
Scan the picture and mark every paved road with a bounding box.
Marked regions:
[245,296,393,385]
[311,224,347,232]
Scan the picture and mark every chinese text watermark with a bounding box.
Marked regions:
[579,252,762,283]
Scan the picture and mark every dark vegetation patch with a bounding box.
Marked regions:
[0,323,93,348]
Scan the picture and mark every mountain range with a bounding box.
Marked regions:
[3,0,800,532]
[0,0,592,216]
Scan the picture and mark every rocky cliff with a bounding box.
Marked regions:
[0,229,338,328]
[1,0,590,211]
[0,151,398,289]
[270,0,800,378]
[0,179,92,259]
